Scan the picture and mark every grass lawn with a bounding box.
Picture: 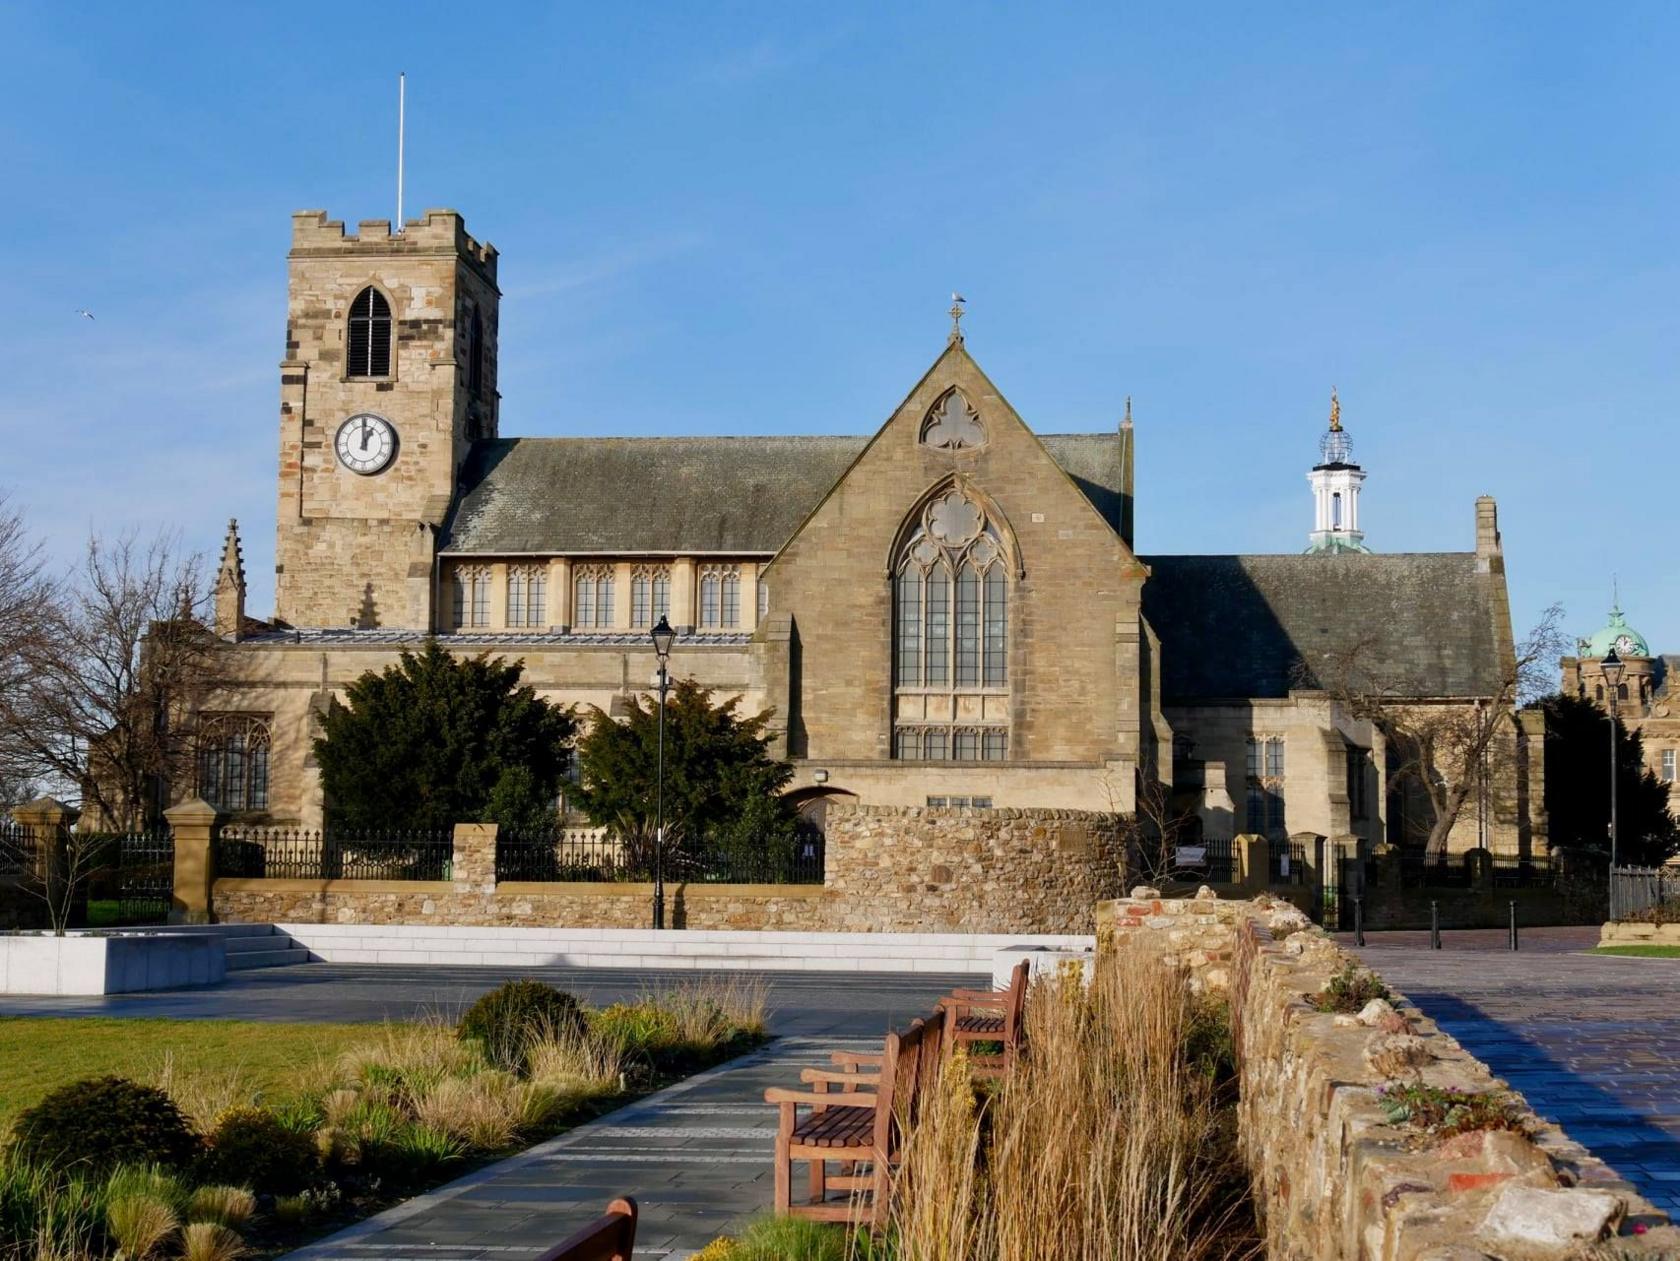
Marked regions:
[0,1017,394,1125]
[1591,944,1680,958]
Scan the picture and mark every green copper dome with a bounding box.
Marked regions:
[1581,604,1650,658]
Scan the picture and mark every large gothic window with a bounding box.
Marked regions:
[196,716,270,813]
[699,565,740,630]
[347,287,393,378]
[892,486,1010,760]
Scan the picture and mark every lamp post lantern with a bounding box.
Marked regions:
[650,616,675,930]
[1602,648,1624,870]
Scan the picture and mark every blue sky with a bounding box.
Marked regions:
[2,2,1676,655]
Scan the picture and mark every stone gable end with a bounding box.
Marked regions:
[762,342,1147,767]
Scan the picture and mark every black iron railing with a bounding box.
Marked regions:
[495,828,825,885]
[216,826,453,881]
[1168,835,1235,884]
[0,821,39,877]
[1268,838,1306,885]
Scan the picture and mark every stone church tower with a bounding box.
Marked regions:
[274,210,500,630]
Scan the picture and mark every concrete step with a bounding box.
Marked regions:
[227,945,313,971]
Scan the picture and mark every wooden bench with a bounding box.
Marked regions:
[764,1014,943,1223]
[534,1197,637,1261]
[936,958,1029,1078]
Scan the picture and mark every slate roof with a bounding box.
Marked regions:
[440,433,1125,555]
[1139,552,1505,702]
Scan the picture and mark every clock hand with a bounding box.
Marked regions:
[359,422,370,452]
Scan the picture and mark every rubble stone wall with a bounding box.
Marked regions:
[1096,890,1676,1260]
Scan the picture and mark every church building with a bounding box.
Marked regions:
[196,208,1536,860]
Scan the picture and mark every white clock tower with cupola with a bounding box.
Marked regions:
[1306,388,1370,555]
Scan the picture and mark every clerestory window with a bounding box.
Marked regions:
[506,564,546,628]
[574,566,614,629]
[347,287,393,378]
[452,564,491,629]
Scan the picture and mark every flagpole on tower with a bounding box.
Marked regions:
[396,72,406,233]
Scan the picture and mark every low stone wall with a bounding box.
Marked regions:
[1097,890,1679,1260]
[211,805,1125,934]
[213,879,832,931]
[1601,920,1680,947]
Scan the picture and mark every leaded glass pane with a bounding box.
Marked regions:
[471,572,489,627]
[722,574,740,628]
[896,568,921,685]
[956,563,980,686]
[1266,738,1285,779]
[575,577,594,629]
[925,564,949,685]
[923,728,948,760]
[631,576,650,628]
[954,728,979,760]
[700,575,719,627]
[984,565,1006,685]
[597,576,614,627]
[652,574,670,622]
[1246,739,1261,779]
[982,729,1007,760]
[508,572,526,627]
[528,572,546,626]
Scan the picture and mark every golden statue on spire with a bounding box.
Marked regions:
[1329,386,1342,433]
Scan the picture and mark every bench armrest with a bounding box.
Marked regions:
[765,1087,879,1107]
[801,1068,882,1087]
[830,1051,884,1068]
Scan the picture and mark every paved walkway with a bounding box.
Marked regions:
[1348,930,1680,1216]
[288,1034,877,1261]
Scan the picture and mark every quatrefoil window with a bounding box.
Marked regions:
[920,390,985,450]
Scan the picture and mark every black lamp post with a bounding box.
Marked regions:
[650,616,675,930]
[1602,648,1624,870]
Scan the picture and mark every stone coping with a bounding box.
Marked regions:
[494,881,830,899]
[215,878,455,895]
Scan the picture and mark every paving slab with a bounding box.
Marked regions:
[1349,933,1680,1217]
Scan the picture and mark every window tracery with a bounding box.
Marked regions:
[892,486,1009,760]
[574,566,615,629]
[919,389,985,450]
[631,565,671,628]
[507,564,546,628]
[196,715,271,813]
[699,565,740,630]
[452,564,491,629]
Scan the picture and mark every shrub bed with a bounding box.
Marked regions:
[0,976,767,1261]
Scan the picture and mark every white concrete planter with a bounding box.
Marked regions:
[992,941,1096,989]
[0,932,227,995]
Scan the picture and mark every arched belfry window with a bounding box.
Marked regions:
[347,287,393,378]
[196,715,271,813]
[892,485,1011,760]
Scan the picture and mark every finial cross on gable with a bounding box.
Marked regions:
[948,292,966,344]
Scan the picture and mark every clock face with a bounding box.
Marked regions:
[1615,635,1639,656]
[334,413,396,475]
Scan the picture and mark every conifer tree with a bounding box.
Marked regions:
[314,641,574,831]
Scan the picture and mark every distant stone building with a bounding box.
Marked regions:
[1561,602,1680,819]
[189,207,1538,862]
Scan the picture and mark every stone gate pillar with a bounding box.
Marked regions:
[164,798,221,925]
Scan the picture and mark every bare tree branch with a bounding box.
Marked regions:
[0,529,218,830]
[1302,604,1566,857]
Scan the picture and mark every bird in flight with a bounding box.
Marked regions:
[74,309,95,321]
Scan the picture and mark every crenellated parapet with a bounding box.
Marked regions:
[289,209,497,283]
